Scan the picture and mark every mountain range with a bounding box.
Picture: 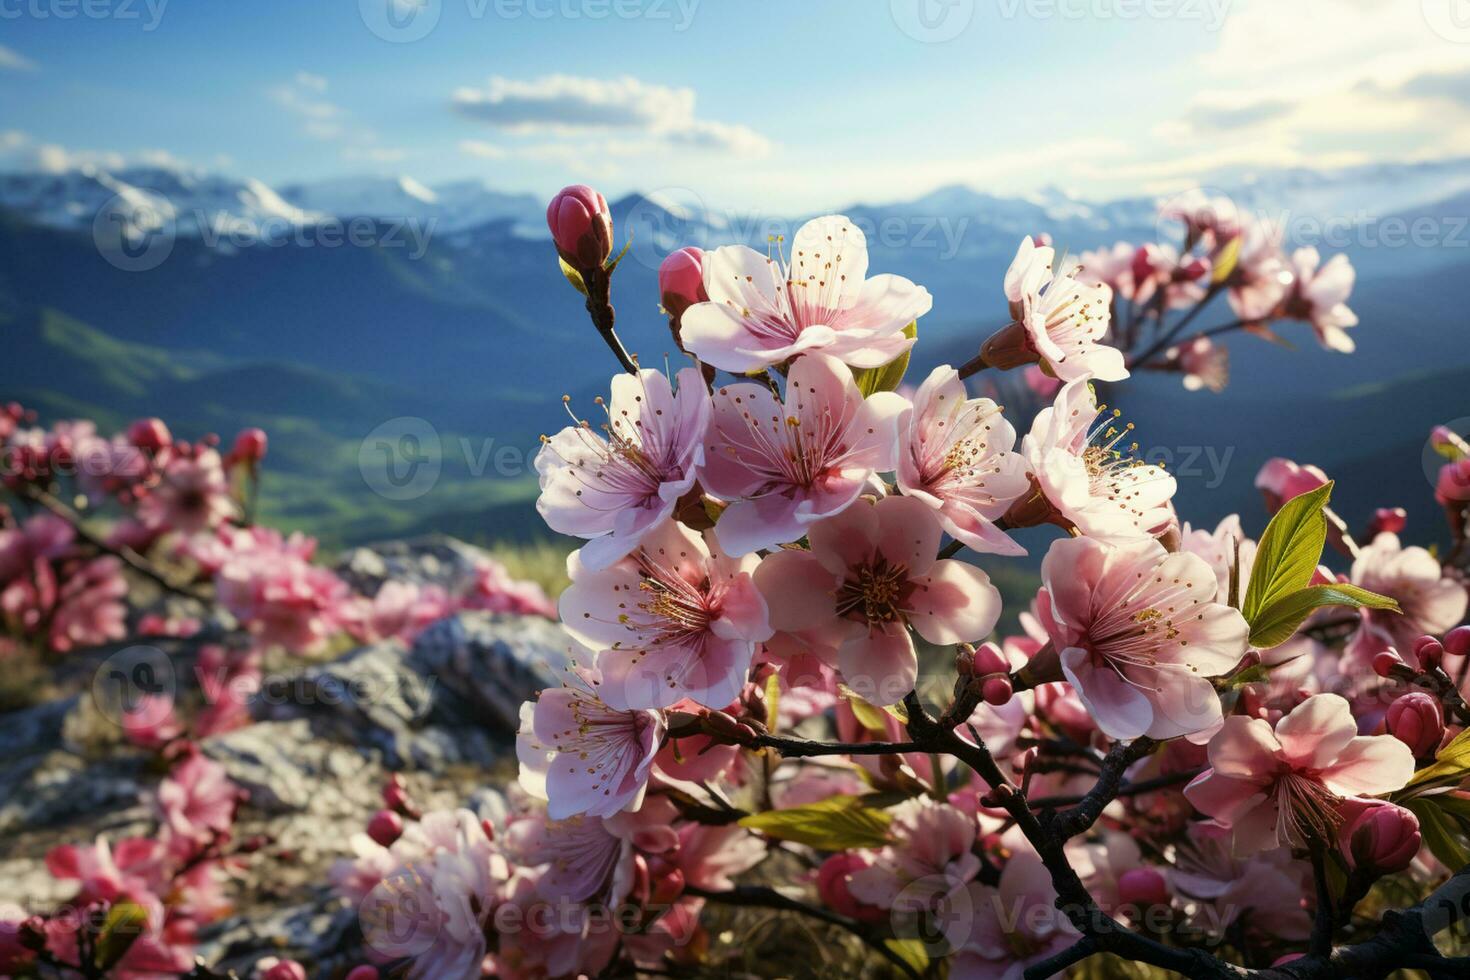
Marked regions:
[1,158,1467,551]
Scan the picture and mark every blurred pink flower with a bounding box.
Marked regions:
[1039,536,1249,741]
[680,215,930,373]
[896,365,1030,556]
[211,527,349,653]
[138,449,237,535]
[49,556,127,652]
[702,353,904,555]
[1179,513,1257,599]
[1253,457,1329,513]
[155,751,238,859]
[463,557,556,618]
[848,799,981,909]
[755,495,1000,705]
[1282,247,1357,353]
[1185,693,1415,855]
[952,833,1079,979]
[535,367,709,571]
[1350,532,1467,661]
[559,520,771,710]
[1171,335,1229,393]
[1225,219,1292,324]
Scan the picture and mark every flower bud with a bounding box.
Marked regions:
[1117,868,1170,910]
[982,676,1013,706]
[261,961,308,980]
[127,418,171,453]
[1371,649,1404,678]
[815,853,887,924]
[1347,803,1420,875]
[547,184,613,271]
[978,319,1038,371]
[1369,507,1407,535]
[971,641,1010,678]
[659,246,706,320]
[1444,625,1470,659]
[1254,457,1329,514]
[346,968,380,980]
[232,427,268,464]
[1437,458,1470,505]
[367,809,404,847]
[1386,693,1444,757]
[650,867,686,906]
[1431,424,1470,460]
[1414,636,1444,672]
[383,777,412,814]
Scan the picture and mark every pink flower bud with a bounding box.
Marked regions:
[232,427,268,463]
[346,969,380,980]
[1386,693,1444,757]
[658,246,706,319]
[1414,636,1444,672]
[367,809,404,847]
[1372,649,1404,678]
[981,676,1013,706]
[1254,458,1329,513]
[650,867,686,906]
[547,184,613,271]
[1271,954,1305,967]
[1437,458,1470,505]
[261,961,308,980]
[383,779,411,813]
[1347,803,1420,875]
[971,641,1010,677]
[1370,507,1407,535]
[1117,867,1170,909]
[1431,425,1469,459]
[1444,625,1470,659]
[815,853,887,924]
[127,418,171,452]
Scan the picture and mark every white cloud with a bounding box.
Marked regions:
[459,140,508,160]
[451,73,774,158]
[268,73,411,165]
[0,132,198,175]
[0,44,37,72]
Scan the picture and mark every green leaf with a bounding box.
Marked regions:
[1210,235,1241,283]
[838,682,907,730]
[1405,796,1470,870]
[739,795,893,849]
[94,901,150,971]
[558,257,588,296]
[1247,583,1399,649]
[851,322,917,396]
[763,671,781,737]
[884,939,930,974]
[1243,481,1334,623]
[604,236,634,275]
[1404,728,1470,792]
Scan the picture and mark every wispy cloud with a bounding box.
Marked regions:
[269,72,411,164]
[451,74,773,158]
[0,44,37,72]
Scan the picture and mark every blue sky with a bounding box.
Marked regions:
[3,0,1469,209]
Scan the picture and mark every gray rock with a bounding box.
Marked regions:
[203,719,379,815]
[335,534,496,597]
[411,612,571,731]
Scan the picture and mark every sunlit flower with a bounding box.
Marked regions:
[1001,237,1126,383]
[1185,693,1415,855]
[536,367,710,571]
[702,353,904,555]
[1350,532,1467,662]
[896,365,1030,555]
[680,215,931,373]
[1282,247,1357,353]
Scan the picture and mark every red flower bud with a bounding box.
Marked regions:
[346,968,380,980]
[650,867,686,906]
[1372,649,1404,678]
[367,809,404,847]
[981,676,1013,706]
[815,853,887,924]
[972,641,1010,678]
[383,780,411,813]
[261,962,308,980]
[1116,867,1170,909]
[1413,636,1444,672]
[1386,692,1444,757]
[1369,507,1407,535]
[127,418,171,452]
[547,184,613,271]
[1444,625,1470,659]
[1347,803,1420,875]
[658,246,706,320]
[232,427,268,463]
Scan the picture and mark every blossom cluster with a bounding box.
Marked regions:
[346,185,1470,980]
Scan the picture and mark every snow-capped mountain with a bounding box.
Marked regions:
[276,175,545,237]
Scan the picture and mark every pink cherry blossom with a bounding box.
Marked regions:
[701,352,904,555]
[1350,532,1467,661]
[1039,536,1250,741]
[1179,513,1257,599]
[138,448,237,535]
[155,751,238,859]
[1001,237,1126,383]
[1254,457,1329,513]
[1167,820,1311,940]
[209,526,350,653]
[680,215,931,373]
[463,556,556,618]
[516,666,664,819]
[896,365,1030,556]
[1171,335,1229,393]
[559,520,771,709]
[1161,189,1241,248]
[1225,218,1292,324]
[49,555,127,652]
[1184,693,1416,855]
[344,580,453,644]
[536,367,710,571]
[1130,242,1209,310]
[1021,379,1176,543]
[951,831,1079,979]
[754,495,1001,705]
[1282,247,1357,353]
[1076,240,1137,300]
[848,799,981,909]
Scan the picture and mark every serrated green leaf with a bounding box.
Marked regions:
[884,939,930,973]
[739,795,892,849]
[1248,583,1399,649]
[94,901,150,971]
[1404,728,1470,792]
[1243,481,1333,623]
[558,257,589,296]
[851,322,917,396]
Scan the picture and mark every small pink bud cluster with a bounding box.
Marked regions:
[547,184,614,272]
[1385,692,1444,757]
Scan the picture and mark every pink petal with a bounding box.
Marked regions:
[1183,770,1268,825]
[875,495,943,578]
[1207,715,1282,777]
[1319,735,1415,797]
[1060,647,1152,741]
[838,623,917,706]
[1273,693,1358,770]
[908,560,1000,645]
[807,497,879,576]
[753,549,836,632]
